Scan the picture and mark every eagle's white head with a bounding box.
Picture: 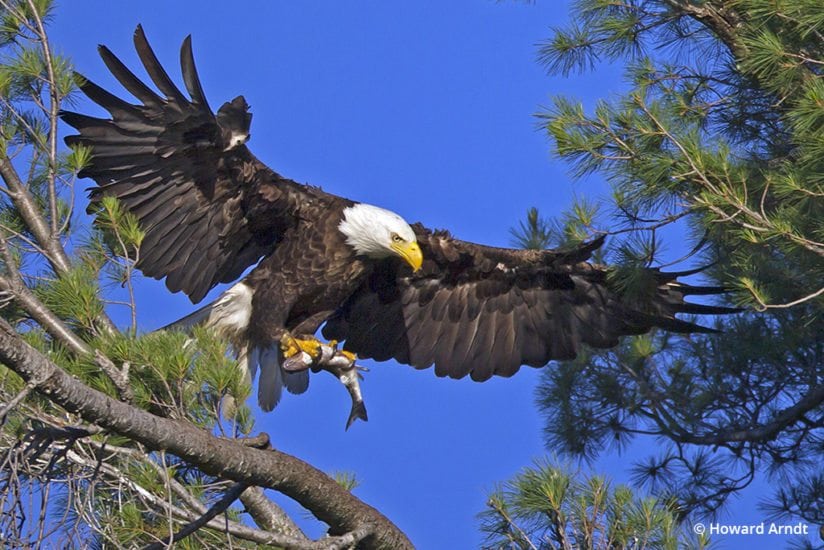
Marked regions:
[339,203,423,271]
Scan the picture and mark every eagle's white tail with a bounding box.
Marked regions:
[163,281,309,410]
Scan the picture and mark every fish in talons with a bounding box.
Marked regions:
[280,335,369,430]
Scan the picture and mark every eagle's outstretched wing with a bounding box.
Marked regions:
[62,25,309,303]
[323,225,734,381]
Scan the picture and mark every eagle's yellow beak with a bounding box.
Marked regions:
[392,240,423,272]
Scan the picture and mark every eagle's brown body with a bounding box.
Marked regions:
[62,26,734,413]
[244,201,368,346]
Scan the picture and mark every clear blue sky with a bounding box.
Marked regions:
[49,2,793,549]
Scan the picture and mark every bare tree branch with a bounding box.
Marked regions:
[0,156,71,277]
[748,285,824,311]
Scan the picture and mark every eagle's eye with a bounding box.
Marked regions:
[391,233,404,243]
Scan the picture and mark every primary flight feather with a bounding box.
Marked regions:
[62,26,733,421]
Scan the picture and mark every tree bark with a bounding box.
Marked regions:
[240,486,307,539]
[0,319,413,550]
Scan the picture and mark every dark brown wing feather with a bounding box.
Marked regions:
[62,25,310,303]
[323,225,736,381]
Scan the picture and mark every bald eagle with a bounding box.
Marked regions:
[62,27,732,422]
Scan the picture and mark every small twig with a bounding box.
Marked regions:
[0,220,54,258]
[102,198,141,333]
[0,379,37,423]
[604,208,694,237]
[94,350,134,403]
[749,285,824,311]
[0,96,49,150]
[159,450,175,549]
[486,497,539,550]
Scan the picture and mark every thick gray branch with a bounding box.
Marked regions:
[0,319,413,550]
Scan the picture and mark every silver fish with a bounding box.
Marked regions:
[313,345,368,430]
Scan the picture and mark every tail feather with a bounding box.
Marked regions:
[160,300,215,332]
[284,370,309,395]
[243,346,258,387]
[257,347,283,412]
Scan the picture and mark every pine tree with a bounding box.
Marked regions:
[0,2,409,548]
[479,460,709,550]
[512,0,822,540]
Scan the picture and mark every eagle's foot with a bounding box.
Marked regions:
[280,334,358,374]
[326,339,357,362]
[339,348,357,362]
[280,333,323,361]
[278,334,367,429]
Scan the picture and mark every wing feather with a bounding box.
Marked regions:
[62,27,314,303]
[98,44,162,107]
[180,35,210,110]
[133,25,189,105]
[324,226,735,380]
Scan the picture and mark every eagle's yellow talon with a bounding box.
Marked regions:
[326,339,355,360]
[280,334,299,357]
[328,340,358,363]
[280,334,323,359]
